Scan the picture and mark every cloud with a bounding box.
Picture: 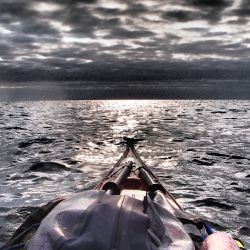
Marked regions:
[232,0,250,18]
[21,20,60,35]
[106,27,154,39]
[162,10,194,22]
[174,40,250,62]
[0,43,13,56]
[52,0,97,4]
[190,0,229,7]
[0,0,249,84]
[169,0,231,23]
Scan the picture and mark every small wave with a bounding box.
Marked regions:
[26,162,70,172]
[230,155,249,160]
[239,227,250,236]
[62,157,83,165]
[3,126,28,131]
[38,150,52,154]
[229,108,247,113]
[5,174,38,181]
[207,152,249,161]
[207,152,230,158]
[192,158,215,166]
[211,111,227,114]
[18,138,55,148]
[239,211,249,218]
[233,187,250,194]
[171,138,184,142]
[193,198,235,210]
[26,162,84,174]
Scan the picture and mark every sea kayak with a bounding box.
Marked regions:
[1,138,245,250]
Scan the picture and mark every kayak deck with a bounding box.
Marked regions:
[95,138,185,216]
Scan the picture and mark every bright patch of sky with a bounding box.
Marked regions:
[31,2,63,12]
[99,0,127,10]
[172,53,240,61]
[0,25,12,34]
[49,21,72,32]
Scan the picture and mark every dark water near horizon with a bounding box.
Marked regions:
[0,100,249,247]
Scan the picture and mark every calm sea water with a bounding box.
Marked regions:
[0,100,249,247]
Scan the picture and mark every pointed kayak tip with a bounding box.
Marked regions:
[123,137,145,146]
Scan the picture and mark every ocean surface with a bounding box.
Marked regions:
[0,100,249,247]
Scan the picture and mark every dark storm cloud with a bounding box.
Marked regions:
[9,35,35,44]
[107,27,154,39]
[95,3,147,16]
[190,0,228,7]
[0,0,249,85]
[21,21,59,35]
[162,10,193,22]
[122,3,148,15]
[149,0,229,23]
[51,47,98,58]
[49,0,97,4]
[175,40,250,59]
[0,1,35,19]
[232,0,250,17]
[162,9,224,23]
[0,43,13,55]
[55,8,101,34]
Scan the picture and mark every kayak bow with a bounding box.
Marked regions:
[96,137,183,213]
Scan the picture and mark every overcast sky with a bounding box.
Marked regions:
[0,0,250,83]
